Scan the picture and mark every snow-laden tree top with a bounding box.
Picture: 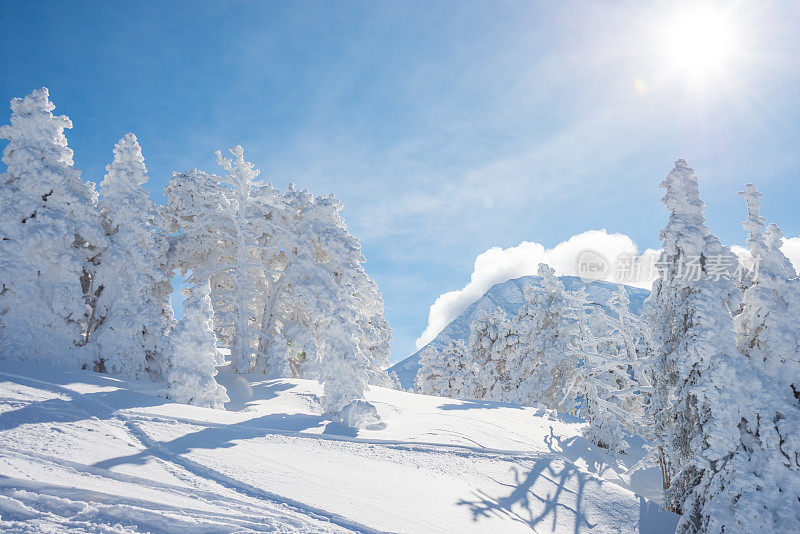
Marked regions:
[0,87,102,235]
[216,145,260,197]
[101,133,148,193]
[99,133,159,232]
[658,159,710,256]
[764,223,797,277]
[0,87,75,170]
[739,183,798,283]
[739,184,765,251]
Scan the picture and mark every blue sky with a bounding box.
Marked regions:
[2,1,800,362]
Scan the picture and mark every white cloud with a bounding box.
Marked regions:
[780,237,800,273]
[415,229,658,349]
[731,238,800,275]
[415,224,800,353]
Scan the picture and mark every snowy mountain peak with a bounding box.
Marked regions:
[390,275,649,389]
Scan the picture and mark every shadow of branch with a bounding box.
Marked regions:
[458,459,598,533]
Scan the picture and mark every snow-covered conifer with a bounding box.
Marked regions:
[164,281,229,408]
[735,184,800,406]
[415,340,471,398]
[314,297,380,428]
[468,309,510,401]
[644,159,749,518]
[0,88,106,366]
[163,147,285,374]
[261,191,393,384]
[89,134,174,380]
[307,193,393,386]
[683,184,800,533]
[509,264,580,410]
[415,345,442,396]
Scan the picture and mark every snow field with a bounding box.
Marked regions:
[0,359,676,533]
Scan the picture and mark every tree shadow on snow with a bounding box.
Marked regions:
[0,376,167,432]
[458,460,677,533]
[457,459,598,533]
[218,376,295,412]
[92,412,327,470]
[438,400,584,426]
[322,421,359,438]
[543,426,618,479]
[439,399,526,411]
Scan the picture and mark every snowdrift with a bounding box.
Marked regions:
[0,359,676,533]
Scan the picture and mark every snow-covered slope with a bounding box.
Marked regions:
[0,359,674,533]
[390,276,649,389]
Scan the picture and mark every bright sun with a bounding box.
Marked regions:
[660,5,740,83]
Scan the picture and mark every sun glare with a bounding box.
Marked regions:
[660,5,740,83]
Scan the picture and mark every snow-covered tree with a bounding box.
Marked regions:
[0,88,106,367]
[602,286,654,436]
[415,345,442,396]
[675,362,800,533]
[314,295,381,429]
[566,301,627,452]
[164,165,392,384]
[353,286,393,387]
[644,159,750,519]
[163,281,229,408]
[508,264,580,410]
[415,340,472,398]
[564,286,652,453]
[303,193,393,385]
[162,147,285,374]
[248,185,322,376]
[468,309,510,401]
[735,184,800,407]
[258,190,392,383]
[213,147,285,374]
[681,183,800,533]
[692,407,800,533]
[88,133,174,380]
[670,185,800,533]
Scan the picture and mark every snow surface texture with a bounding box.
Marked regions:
[0,359,677,533]
[390,276,649,389]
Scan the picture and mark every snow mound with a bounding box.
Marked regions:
[335,399,382,429]
[0,359,675,533]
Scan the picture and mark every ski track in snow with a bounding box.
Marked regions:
[2,370,552,464]
[0,369,547,532]
[0,370,357,533]
[0,366,676,533]
[121,420,382,534]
